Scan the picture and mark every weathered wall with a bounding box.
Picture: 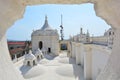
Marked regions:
[0,0,120,80]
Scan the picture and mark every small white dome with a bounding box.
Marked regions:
[25,50,36,60]
[35,48,43,56]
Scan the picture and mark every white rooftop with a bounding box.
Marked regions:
[15,52,84,80]
[25,50,36,60]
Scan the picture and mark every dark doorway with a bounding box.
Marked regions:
[39,41,43,50]
[33,60,36,65]
[37,56,40,60]
[61,44,67,50]
[48,48,51,53]
[27,61,30,66]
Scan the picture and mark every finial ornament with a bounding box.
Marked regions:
[45,15,47,20]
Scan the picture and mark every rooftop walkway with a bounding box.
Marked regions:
[15,51,84,80]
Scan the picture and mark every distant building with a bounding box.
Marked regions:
[91,28,115,48]
[70,28,90,43]
[70,27,115,48]
[7,41,31,60]
[8,41,25,50]
[31,16,59,55]
[104,28,115,48]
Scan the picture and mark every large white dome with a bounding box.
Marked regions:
[31,16,59,36]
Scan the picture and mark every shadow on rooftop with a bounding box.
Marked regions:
[20,65,32,75]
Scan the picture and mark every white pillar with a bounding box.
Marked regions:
[30,60,33,66]
[14,54,17,59]
[84,45,92,80]
[71,42,76,58]
[80,44,84,67]
[14,54,17,62]
[69,42,72,57]
[76,43,81,65]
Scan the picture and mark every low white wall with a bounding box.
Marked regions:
[91,36,108,46]
[0,35,24,80]
[80,44,85,68]
[71,42,111,80]
[84,45,92,80]
[92,45,111,80]
[75,43,81,65]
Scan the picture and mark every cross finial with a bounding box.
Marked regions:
[45,15,47,20]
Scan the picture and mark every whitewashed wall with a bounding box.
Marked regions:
[32,36,59,55]
[91,36,108,46]
[71,42,76,58]
[84,45,92,80]
[71,42,111,80]
[92,45,111,80]
[0,35,24,80]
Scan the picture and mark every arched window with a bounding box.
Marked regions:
[37,56,40,60]
[109,32,111,35]
[39,41,43,50]
[41,55,43,59]
[10,47,14,50]
[113,32,114,35]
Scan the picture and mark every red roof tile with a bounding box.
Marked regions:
[8,42,25,45]
[9,48,24,55]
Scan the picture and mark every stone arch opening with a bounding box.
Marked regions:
[7,4,113,79]
[60,43,68,50]
[27,61,30,66]
[0,1,120,80]
[33,60,36,65]
[39,41,43,50]
[37,55,40,60]
[48,47,51,53]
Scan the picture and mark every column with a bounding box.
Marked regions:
[71,42,76,58]
[84,45,92,80]
[80,43,84,67]
[75,43,81,65]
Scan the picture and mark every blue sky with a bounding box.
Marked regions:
[7,3,111,41]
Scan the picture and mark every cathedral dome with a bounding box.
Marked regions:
[31,16,59,36]
[40,16,53,31]
[25,50,36,60]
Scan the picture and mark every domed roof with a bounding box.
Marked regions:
[25,50,36,60]
[40,16,53,31]
[35,48,43,56]
[31,16,59,36]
